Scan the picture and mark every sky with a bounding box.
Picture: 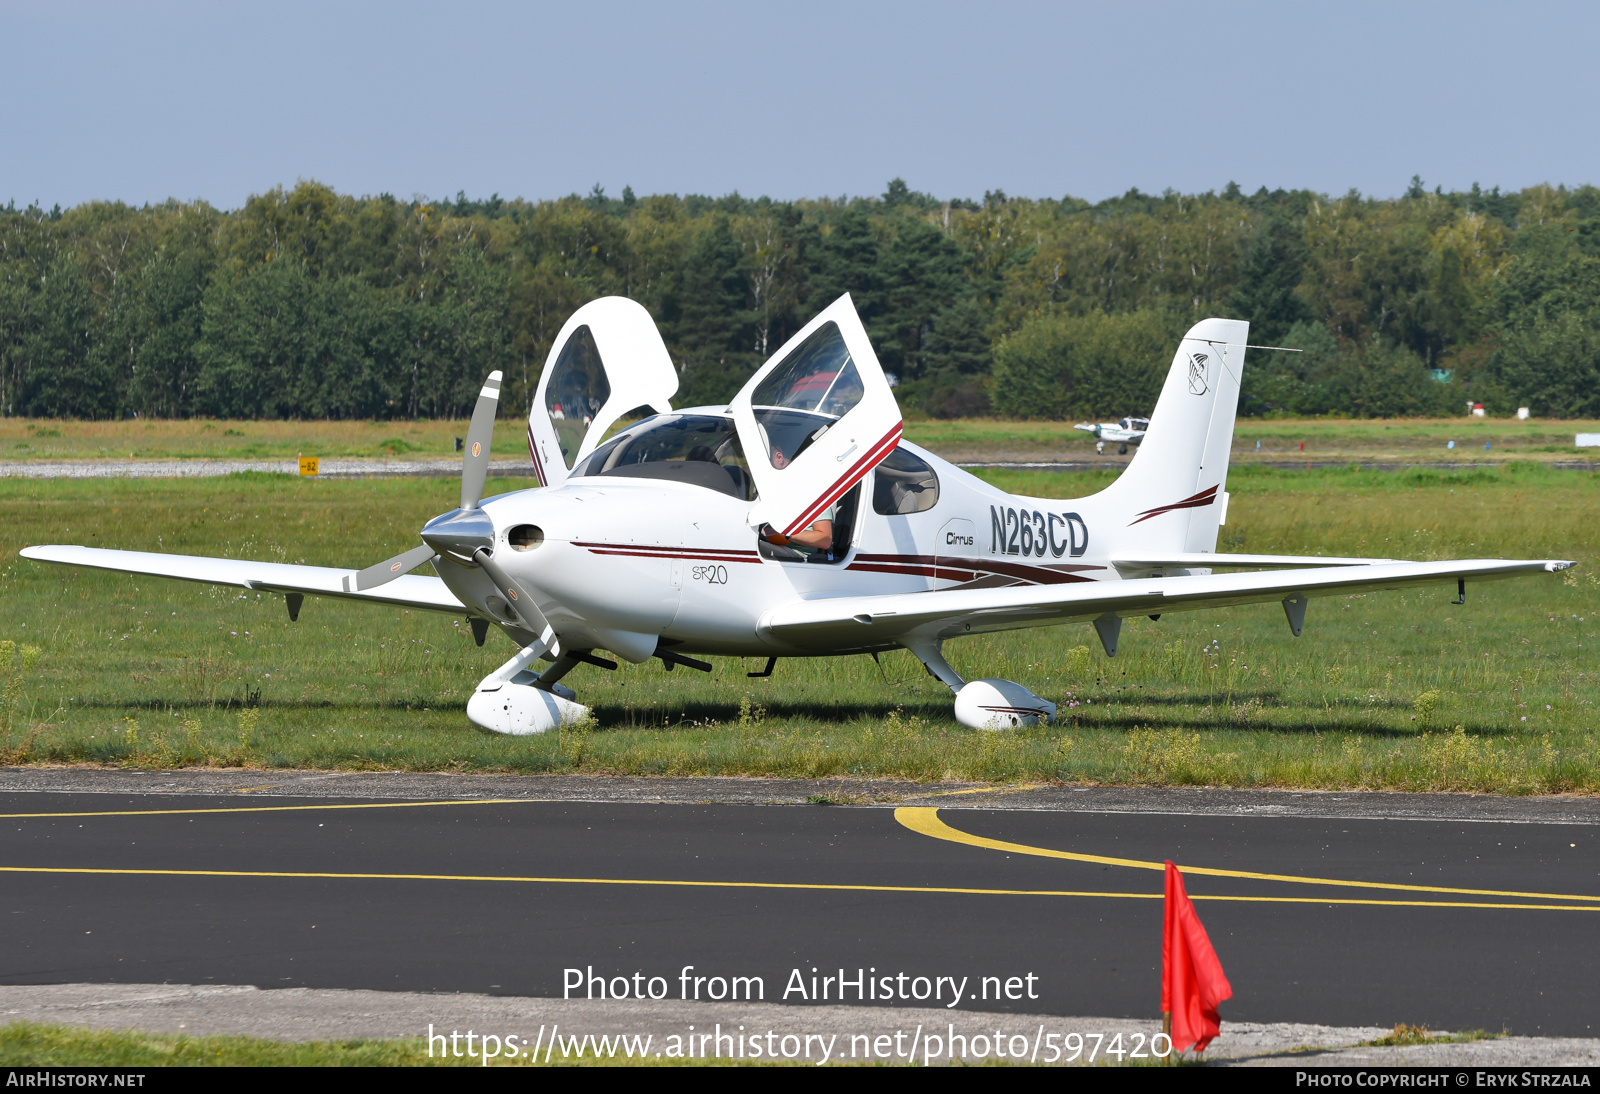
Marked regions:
[3,0,1598,210]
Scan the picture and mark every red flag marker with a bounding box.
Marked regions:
[1162,861,1233,1053]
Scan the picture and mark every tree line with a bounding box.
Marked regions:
[2,176,1597,421]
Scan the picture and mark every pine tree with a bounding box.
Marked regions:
[673,215,757,405]
[1230,214,1309,344]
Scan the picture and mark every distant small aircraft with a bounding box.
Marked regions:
[22,297,1571,734]
[1075,417,1149,454]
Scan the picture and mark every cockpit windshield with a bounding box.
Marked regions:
[568,414,756,500]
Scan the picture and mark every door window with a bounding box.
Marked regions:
[872,446,940,515]
[729,294,904,538]
[751,323,863,468]
[527,297,678,487]
[544,326,610,470]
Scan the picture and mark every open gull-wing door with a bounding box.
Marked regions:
[730,294,903,537]
[527,297,678,487]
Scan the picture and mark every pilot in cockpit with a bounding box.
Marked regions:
[757,446,833,552]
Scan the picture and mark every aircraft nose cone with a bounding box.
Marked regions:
[421,508,496,560]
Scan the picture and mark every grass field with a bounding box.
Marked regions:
[0,1022,732,1066]
[2,463,1597,794]
[0,417,474,462]
[4,415,1599,466]
[909,417,1600,464]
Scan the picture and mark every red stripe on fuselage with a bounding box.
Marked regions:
[845,562,986,583]
[848,552,1102,586]
[574,541,758,557]
[586,550,762,564]
[574,541,762,564]
[782,421,904,537]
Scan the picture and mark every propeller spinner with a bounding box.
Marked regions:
[349,370,562,656]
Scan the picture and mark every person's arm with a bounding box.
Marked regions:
[788,520,832,549]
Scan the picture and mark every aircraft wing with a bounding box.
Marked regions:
[19,545,468,615]
[758,558,1571,651]
[1111,552,1402,575]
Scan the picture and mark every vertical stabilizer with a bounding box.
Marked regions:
[1095,318,1247,558]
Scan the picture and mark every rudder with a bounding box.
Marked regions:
[1093,317,1248,557]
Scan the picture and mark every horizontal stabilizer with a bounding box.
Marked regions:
[19,545,467,615]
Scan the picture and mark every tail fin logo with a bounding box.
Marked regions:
[1130,484,1219,526]
[1187,352,1209,396]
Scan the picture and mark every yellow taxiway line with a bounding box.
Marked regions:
[895,807,1600,906]
[1,799,1590,911]
[0,865,1594,911]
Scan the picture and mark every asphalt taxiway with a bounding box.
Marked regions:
[0,775,1594,1038]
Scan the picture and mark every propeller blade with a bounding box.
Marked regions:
[461,370,503,511]
[349,543,438,592]
[472,546,561,657]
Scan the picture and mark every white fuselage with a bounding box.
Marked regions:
[436,430,1199,663]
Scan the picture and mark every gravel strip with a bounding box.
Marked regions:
[1,767,1597,825]
[7,457,1597,480]
[0,459,529,479]
[1222,1037,1600,1067]
[2,983,1594,1066]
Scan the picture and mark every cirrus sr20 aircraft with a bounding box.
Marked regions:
[22,295,1573,733]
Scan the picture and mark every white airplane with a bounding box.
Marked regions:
[1074,416,1149,453]
[21,295,1572,733]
